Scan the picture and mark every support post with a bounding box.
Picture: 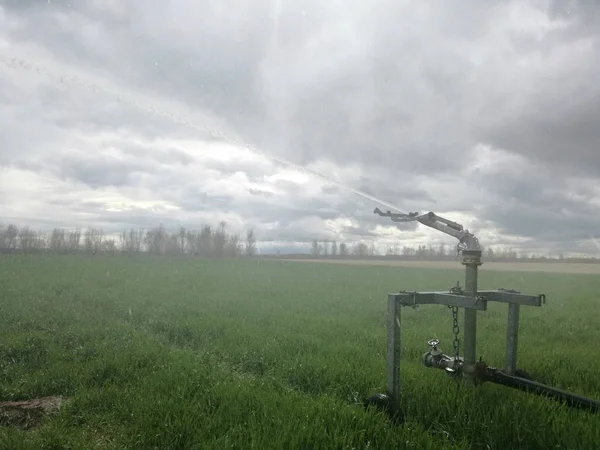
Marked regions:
[462,250,482,377]
[504,303,520,375]
[386,293,402,413]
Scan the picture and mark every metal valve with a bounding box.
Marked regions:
[428,339,441,355]
[428,339,443,358]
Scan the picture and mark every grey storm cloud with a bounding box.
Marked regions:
[473,166,600,242]
[1,0,600,254]
[0,0,514,170]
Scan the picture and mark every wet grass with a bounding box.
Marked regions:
[0,254,599,449]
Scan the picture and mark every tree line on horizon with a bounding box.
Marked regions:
[0,222,597,263]
[0,222,257,257]
[309,239,599,263]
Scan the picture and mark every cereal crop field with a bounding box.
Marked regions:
[1,255,599,449]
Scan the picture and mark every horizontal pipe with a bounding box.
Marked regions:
[491,370,600,414]
[423,353,454,370]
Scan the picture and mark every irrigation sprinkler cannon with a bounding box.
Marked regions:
[365,208,600,420]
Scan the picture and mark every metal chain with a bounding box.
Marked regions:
[448,305,460,367]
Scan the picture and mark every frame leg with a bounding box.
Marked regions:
[504,303,520,375]
[386,294,401,412]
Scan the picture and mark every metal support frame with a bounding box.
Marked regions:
[383,277,600,414]
[371,207,599,417]
[386,258,545,401]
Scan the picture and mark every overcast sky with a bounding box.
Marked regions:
[0,0,599,255]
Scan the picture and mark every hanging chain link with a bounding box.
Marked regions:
[448,305,460,367]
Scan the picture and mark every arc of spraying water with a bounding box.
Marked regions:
[0,54,407,214]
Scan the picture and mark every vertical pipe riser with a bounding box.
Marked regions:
[462,251,481,370]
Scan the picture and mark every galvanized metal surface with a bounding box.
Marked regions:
[373,209,482,252]
[504,303,520,375]
[391,290,543,309]
[386,293,401,413]
[392,291,487,310]
[462,251,481,371]
[479,290,544,307]
[375,207,552,411]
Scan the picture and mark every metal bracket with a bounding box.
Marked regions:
[392,288,544,310]
[479,289,545,307]
[393,291,487,310]
[386,284,546,404]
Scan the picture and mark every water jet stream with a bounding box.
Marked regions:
[0,54,407,214]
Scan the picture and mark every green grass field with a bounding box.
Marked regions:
[1,255,599,449]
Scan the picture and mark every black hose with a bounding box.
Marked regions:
[491,370,600,414]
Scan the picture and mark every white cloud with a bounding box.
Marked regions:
[0,1,599,256]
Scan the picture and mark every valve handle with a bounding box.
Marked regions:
[428,339,440,349]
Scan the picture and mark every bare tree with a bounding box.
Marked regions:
[18,226,37,253]
[3,224,18,252]
[84,228,104,254]
[166,231,179,254]
[427,244,436,258]
[245,229,257,257]
[92,228,104,254]
[402,245,415,257]
[103,239,117,255]
[311,239,322,257]
[133,228,144,253]
[331,240,338,257]
[120,228,142,254]
[144,225,167,254]
[119,229,128,253]
[186,229,198,255]
[67,228,81,253]
[50,228,66,253]
[212,221,227,257]
[33,229,47,252]
[352,242,369,257]
[198,225,212,256]
[339,242,348,257]
[386,244,399,256]
[178,226,186,254]
[226,233,241,256]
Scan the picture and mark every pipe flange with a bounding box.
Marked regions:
[461,258,483,266]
